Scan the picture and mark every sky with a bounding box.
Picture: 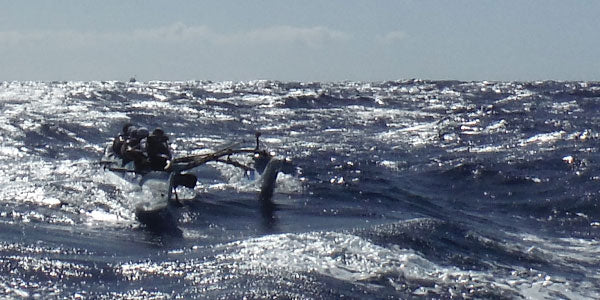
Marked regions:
[1,0,599,82]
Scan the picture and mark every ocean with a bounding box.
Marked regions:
[0,80,599,299]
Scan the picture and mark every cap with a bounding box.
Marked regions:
[151,128,165,136]
[122,123,134,134]
[127,126,138,136]
[135,127,149,138]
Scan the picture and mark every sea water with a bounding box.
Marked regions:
[0,80,599,299]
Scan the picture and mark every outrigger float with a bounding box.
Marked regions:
[100,132,292,225]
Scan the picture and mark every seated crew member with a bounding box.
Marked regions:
[111,123,134,158]
[118,125,138,164]
[146,128,172,171]
[121,127,150,170]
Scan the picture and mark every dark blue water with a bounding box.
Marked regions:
[1,80,599,299]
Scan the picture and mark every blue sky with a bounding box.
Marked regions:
[1,1,599,82]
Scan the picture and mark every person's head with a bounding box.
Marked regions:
[135,127,149,139]
[151,128,165,136]
[126,125,138,137]
[122,123,134,134]
[150,128,169,142]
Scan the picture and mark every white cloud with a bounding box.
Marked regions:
[377,30,408,44]
[229,25,351,47]
[0,23,357,81]
[129,23,213,42]
[0,29,112,48]
[0,23,351,48]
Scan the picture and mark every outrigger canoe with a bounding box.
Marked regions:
[100,132,287,225]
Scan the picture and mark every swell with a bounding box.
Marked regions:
[352,217,590,280]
